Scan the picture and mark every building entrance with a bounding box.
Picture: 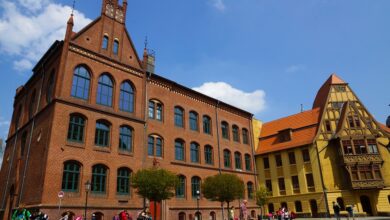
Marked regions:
[360,195,373,216]
[309,200,318,217]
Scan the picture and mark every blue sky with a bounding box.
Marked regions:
[0,0,390,144]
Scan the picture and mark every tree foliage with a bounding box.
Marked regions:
[201,173,245,203]
[255,186,271,207]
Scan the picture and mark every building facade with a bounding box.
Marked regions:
[0,1,258,220]
[255,74,390,217]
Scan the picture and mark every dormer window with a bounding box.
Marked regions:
[113,39,119,55]
[102,35,109,50]
[278,128,292,142]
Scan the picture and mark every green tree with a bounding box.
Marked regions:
[132,168,178,220]
[255,186,271,219]
[202,173,245,220]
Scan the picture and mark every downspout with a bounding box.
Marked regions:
[214,101,224,219]
[314,141,330,218]
[249,116,258,187]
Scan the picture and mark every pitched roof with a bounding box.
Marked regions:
[379,123,390,134]
[312,73,346,109]
[256,108,321,155]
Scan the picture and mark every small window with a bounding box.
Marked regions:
[332,102,344,109]
[302,149,310,162]
[334,85,346,92]
[278,178,286,194]
[189,111,199,131]
[288,152,296,165]
[367,139,378,154]
[175,139,185,161]
[221,121,229,139]
[275,154,282,167]
[223,149,231,168]
[174,107,184,128]
[388,195,390,204]
[306,173,315,189]
[113,39,119,55]
[232,125,240,142]
[295,201,302,212]
[268,203,275,213]
[102,35,109,50]
[204,145,213,165]
[203,115,212,134]
[149,100,163,121]
[71,66,90,100]
[263,157,270,169]
[353,140,366,154]
[325,120,331,132]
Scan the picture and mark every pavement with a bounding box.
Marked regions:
[294,218,390,220]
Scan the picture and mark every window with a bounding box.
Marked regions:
[61,161,80,192]
[334,85,346,92]
[221,121,229,139]
[148,100,163,120]
[367,139,378,154]
[306,173,315,190]
[119,81,134,112]
[242,128,249,144]
[117,168,131,195]
[275,154,282,167]
[265,179,272,192]
[351,166,358,180]
[234,152,242,170]
[325,120,331,132]
[203,115,212,134]
[191,176,201,198]
[204,145,213,165]
[21,132,28,157]
[190,142,200,163]
[278,178,285,194]
[176,175,186,198]
[71,66,90,100]
[223,149,231,168]
[295,201,302,212]
[29,90,36,119]
[359,165,373,180]
[263,157,270,169]
[354,140,367,154]
[288,152,296,165]
[92,164,107,193]
[46,71,55,103]
[95,121,110,147]
[268,203,275,213]
[119,126,133,152]
[373,165,382,180]
[96,74,113,107]
[179,212,186,220]
[336,197,345,211]
[174,106,184,127]
[113,39,119,55]
[302,149,310,162]
[189,111,199,131]
[67,114,85,142]
[175,139,185,161]
[245,154,251,171]
[332,102,344,109]
[232,125,240,142]
[342,140,353,155]
[102,35,109,49]
[292,175,300,191]
[247,182,254,199]
[148,135,163,157]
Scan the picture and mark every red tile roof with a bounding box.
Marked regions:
[379,123,390,134]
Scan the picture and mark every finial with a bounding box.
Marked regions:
[71,0,76,15]
[144,36,148,49]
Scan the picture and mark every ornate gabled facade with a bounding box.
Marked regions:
[255,74,390,217]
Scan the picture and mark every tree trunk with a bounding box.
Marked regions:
[260,206,263,220]
[227,201,230,220]
[153,201,157,220]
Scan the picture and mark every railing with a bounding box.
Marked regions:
[351,179,384,189]
[342,154,383,164]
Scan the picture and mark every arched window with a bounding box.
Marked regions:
[251,210,256,218]
[178,212,186,220]
[337,197,345,210]
[221,121,229,139]
[102,35,109,50]
[210,212,216,220]
[245,154,252,171]
[268,203,275,213]
[71,66,90,100]
[148,135,163,157]
[28,90,36,119]
[92,164,108,193]
[21,131,27,157]
[242,128,249,144]
[190,142,200,163]
[119,81,134,112]
[67,114,85,142]
[232,125,239,142]
[235,152,242,170]
[119,126,133,152]
[148,99,163,121]
[175,139,185,161]
[189,111,198,131]
[174,106,184,127]
[46,71,55,103]
[117,167,131,195]
[191,176,201,198]
[223,149,231,168]
[247,182,254,199]
[61,161,80,192]
[113,39,119,55]
[95,120,110,147]
[176,175,186,198]
[204,145,213,165]
[97,74,113,107]
[295,201,302,212]
[203,115,211,134]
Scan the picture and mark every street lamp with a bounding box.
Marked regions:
[84,180,91,220]
[196,190,200,220]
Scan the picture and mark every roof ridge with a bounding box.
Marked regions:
[262,107,320,125]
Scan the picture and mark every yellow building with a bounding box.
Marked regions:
[255,74,390,217]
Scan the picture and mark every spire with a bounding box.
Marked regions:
[64,13,74,42]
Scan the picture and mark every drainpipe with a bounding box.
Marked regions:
[214,101,222,174]
[249,116,258,187]
[314,142,330,218]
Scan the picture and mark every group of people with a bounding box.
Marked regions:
[333,201,355,220]
[113,209,152,220]
[272,207,296,220]
[227,199,250,220]
[12,208,49,220]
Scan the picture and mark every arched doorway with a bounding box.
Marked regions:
[360,195,373,216]
[92,212,104,220]
[179,212,186,220]
[336,197,345,211]
[309,200,318,217]
[268,203,274,213]
[209,211,216,220]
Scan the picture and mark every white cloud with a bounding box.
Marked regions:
[210,0,226,11]
[0,0,92,71]
[193,82,266,114]
[285,64,306,73]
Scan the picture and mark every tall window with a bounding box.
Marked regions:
[92,164,107,193]
[117,168,131,195]
[189,111,199,131]
[61,161,80,192]
[176,175,186,198]
[175,139,185,161]
[367,139,378,154]
[102,35,109,49]
[306,173,315,191]
[46,71,55,103]
[191,176,201,198]
[119,126,133,152]
[204,145,213,165]
[265,179,272,192]
[148,135,163,157]
[234,152,242,170]
[190,142,200,163]
[221,121,229,139]
[223,149,231,168]
[29,90,36,119]
[302,149,310,162]
[71,66,90,100]
[263,157,270,169]
[96,74,113,107]
[245,154,251,171]
[95,121,110,147]
[232,125,239,142]
[278,178,286,194]
[247,182,254,199]
[119,81,134,112]
[113,39,119,55]
[275,154,283,167]
[203,115,211,134]
[292,175,300,192]
[288,152,296,164]
[295,201,302,212]
[242,128,249,144]
[174,106,184,127]
[67,114,85,142]
[148,100,163,121]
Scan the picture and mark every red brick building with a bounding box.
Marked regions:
[0,1,258,220]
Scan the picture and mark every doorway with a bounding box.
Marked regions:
[309,200,318,217]
[360,195,373,216]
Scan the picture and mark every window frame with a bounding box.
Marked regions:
[91,164,108,193]
[67,114,86,143]
[234,152,242,170]
[189,111,199,131]
[117,167,131,195]
[61,161,81,192]
[203,115,212,135]
[95,120,110,147]
[232,125,240,142]
[223,149,231,168]
[119,81,134,113]
[174,106,185,128]
[119,125,133,152]
[175,139,185,161]
[221,121,229,139]
[190,142,200,163]
[71,66,91,100]
[204,145,213,165]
